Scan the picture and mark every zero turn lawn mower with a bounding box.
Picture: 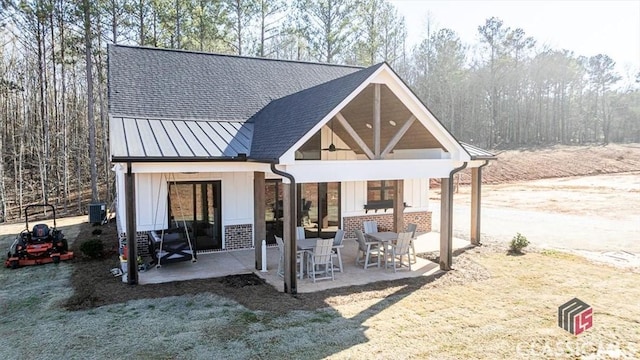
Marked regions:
[5,204,73,269]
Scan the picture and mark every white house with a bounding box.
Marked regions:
[108,45,494,293]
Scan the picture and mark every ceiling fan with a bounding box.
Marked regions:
[321,120,350,152]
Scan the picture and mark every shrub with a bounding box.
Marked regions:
[80,238,105,259]
[510,233,530,254]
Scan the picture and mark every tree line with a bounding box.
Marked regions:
[0,0,638,222]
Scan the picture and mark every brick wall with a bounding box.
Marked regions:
[343,211,431,239]
[118,231,152,258]
[224,224,253,250]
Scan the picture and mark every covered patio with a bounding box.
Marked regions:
[138,231,472,292]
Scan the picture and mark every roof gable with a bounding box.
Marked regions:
[274,64,472,163]
[249,64,384,160]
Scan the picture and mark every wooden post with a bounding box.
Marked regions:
[393,179,404,232]
[373,84,381,158]
[125,163,138,284]
[282,182,297,294]
[253,172,266,270]
[470,167,482,245]
[439,177,452,271]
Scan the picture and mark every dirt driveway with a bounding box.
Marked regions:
[432,171,640,264]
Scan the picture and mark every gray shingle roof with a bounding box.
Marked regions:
[249,63,384,160]
[108,45,362,121]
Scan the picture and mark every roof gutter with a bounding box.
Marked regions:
[270,162,297,295]
[111,154,250,163]
[110,155,284,164]
[471,155,498,161]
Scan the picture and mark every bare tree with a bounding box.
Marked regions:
[587,54,621,144]
[297,0,355,63]
[256,0,284,57]
[82,0,98,203]
[225,0,258,55]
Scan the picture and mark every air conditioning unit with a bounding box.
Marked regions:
[88,203,106,224]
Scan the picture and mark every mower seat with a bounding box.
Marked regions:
[32,224,50,241]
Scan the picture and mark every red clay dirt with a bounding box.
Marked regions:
[455,143,640,185]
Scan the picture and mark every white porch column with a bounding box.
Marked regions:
[439,177,452,270]
[471,167,482,245]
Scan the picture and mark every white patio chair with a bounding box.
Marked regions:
[296,226,306,240]
[406,223,418,264]
[388,232,413,272]
[355,229,382,269]
[363,220,378,234]
[305,238,335,282]
[275,236,303,279]
[331,229,345,272]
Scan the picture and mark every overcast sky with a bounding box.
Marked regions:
[390,0,640,77]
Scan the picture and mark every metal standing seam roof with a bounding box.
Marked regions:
[110,117,253,161]
[461,142,497,160]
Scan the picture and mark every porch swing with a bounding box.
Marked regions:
[148,173,197,268]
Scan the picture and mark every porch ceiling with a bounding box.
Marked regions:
[330,84,445,154]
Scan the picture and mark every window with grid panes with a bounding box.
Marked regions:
[367,180,395,202]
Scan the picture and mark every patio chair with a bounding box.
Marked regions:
[275,236,303,279]
[301,200,312,226]
[305,238,334,282]
[363,220,378,234]
[387,232,413,272]
[331,229,345,272]
[355,229,382,269]
[406,223,418,264]
[296,226,306,240]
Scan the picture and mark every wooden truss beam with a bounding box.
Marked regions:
[381,115,416,158]
[335,112,375,160]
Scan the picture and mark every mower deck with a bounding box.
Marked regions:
[5,252,74,268]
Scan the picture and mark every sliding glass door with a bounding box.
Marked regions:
[265,180,284,245]
[168,181,222,251]
[299,182,341,239]
[265,181,341,242]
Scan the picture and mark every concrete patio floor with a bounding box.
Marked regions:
[138,231,472,292]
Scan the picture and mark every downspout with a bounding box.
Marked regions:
[442,162,467,269]
[477,159,490,171]
[270,162,297,295]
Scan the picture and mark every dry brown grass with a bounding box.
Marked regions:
[327,245,640,359]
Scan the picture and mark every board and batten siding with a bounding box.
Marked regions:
[340,178,430,217]
[115,168,255,242]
